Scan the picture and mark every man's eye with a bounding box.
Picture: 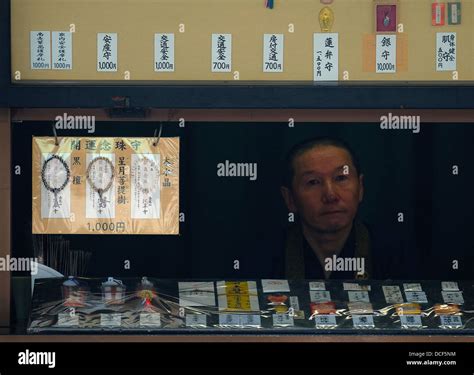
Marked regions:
[307,179,320,186]
[335,175,348,182]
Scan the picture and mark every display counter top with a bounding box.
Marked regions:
[1,334,474,343]
[25,278,474,338]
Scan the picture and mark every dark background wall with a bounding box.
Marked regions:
[11,121,474,280]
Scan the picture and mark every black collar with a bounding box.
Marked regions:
[302,226,358,280]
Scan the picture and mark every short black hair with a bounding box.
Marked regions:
[282,136,361,188]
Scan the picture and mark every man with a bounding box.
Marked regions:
[279,136,406,280]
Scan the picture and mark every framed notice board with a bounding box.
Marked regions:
[2,0,474,107]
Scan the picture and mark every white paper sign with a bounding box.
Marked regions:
[85,153,115,219]
[440,315,462,328]
[343,283,371,291]
[403,283,423,292]
[212,34,232,72]
[382,286,404,304]
[289,296,300,311]
[272,313,294,327]
[315,314,337,328]
[405,291,428,304]
[185,314,207,327]
[154,33,175,72]
[436,33,456,71]
[442,281,459,292]
[309,281,326,291]
[31,31,51,70]
[40,153,71,219]
[376,35,396,73]
[178,281,216,307]
[313,33,338,81]
[217,281,260,311]
[131,154,161,219]
[400,315,422,328]
[310,290,331,303]
[57,313,79,327]
[348,291,370,303]
[348,302,373,315]
[97,33,118,72]
[139,313,161,327]
[100,313,122,327]
[263,34,284,72]
[352,315,375,328]
[52,32,72,70]
[218,314,260,327]
[442,291,464,305]
[261,279,290,293]
[219,314,241,326]
[240,314,261,327]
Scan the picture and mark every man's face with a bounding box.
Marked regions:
[282,146,364,234]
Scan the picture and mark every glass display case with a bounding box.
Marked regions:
[1,0,474,370]
[28,278,474,334]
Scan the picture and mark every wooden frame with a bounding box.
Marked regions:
[0,334,473,343]
[1,108,473,337]
[0,109,11,330]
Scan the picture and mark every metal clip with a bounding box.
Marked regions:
[153,122,163,147]
[52,122,59,146]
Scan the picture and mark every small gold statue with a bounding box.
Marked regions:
[319,7,334,32]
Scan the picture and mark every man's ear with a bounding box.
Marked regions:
[281,186,297,213]
[358,174,364,203]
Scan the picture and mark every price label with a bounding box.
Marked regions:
[185,314,207,328]
[315,314,337,328]
[219,314,241,326]
[100,313,122,327]
[57,313,79,327]
[97,33,118,72]
[218,314,261,327]
[289,296,300,311]
[348,291,370,303]
[400,315,422,329]
[240,314,261,327]
[405,291,428,304]
[263,34,284,72]
[261,279,290,293]
[309,281,326,291]
[139,313,161,327]
[211,33,232,72]
[52,32,73,70]
[376,34,396,73]
[403,283,423,292]
[30,31,51,70]
[352,315,375,329]
[436,33,456,72]
[382,285,404,304]
[442,291,464,305]
[310,290,331,303]
[441,282,459,292]
[272,313,294,327]
[313,33,339,81]
[343,283,371,291]
[154,33,175,72]
[440,315,462,328]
